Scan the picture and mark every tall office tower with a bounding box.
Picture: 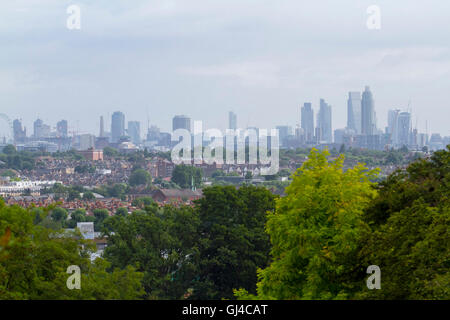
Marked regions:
[361,86,376,135]
[13,119,26,143]
[147,125,160,142]
[347,92,362,134]
[56,120,68,137]
[301,103,314,142]
[172,115,191,132]
[33,119,50,139]
[318,99,332,143]
[228,111,237,130]
[387,109,401,145]
[276,125,292,147]
[99,116,105,137]
[397,112,411,147]
[111,111,125,143]
[128,121,141,145]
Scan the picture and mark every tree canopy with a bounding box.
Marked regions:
[0,200,144,299]
[171,164,202,189]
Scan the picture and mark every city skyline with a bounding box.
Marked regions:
[2,92,446,143]
[1,85,445,138]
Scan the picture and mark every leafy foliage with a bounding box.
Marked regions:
[0,200,144,299]
[237,148,379,299]
[192,185,277,299]
[172,164,202,189]
[357,145,450,299]
[129,168,151,187]
[103,205,200,299]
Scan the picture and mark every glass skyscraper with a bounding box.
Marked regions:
[318,99,332,143]
[172,115,191,132]
[301,102,314,142]
[347,92,361,134]
[361,86,376,135]
[228,111,237,130]
[128,121,141,145]
[111,111,125,143]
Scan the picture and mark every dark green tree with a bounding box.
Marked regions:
[192,185,276,300]
[82,191,95,201]
[2,145,16,155]
[171,164,202,189]
[51,207,68,223]
[357,145,450,299]
[129,169,151,187]
[115,207,128,217]
[93,209,109,232]
[0,200,144,299]
[103,205,200,299]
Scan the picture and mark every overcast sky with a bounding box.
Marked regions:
[1,0,449,137]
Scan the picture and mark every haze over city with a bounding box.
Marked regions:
[0,0,450,136]
[1,0,450,136]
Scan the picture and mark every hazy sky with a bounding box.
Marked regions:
[1,0,449,137]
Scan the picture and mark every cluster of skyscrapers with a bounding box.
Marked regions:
[3,86,448,153]
[279,86,444,151]
[336,86,433,150]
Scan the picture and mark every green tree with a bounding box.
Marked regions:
[66,208,93,228]
[0,200,144,299]
[106,183,129,200]
[103,146,119,158]
[103,205,200,299]
[52,183,68,200]
[75,164,95,174]
[51,207,68,223]
[93,209,109,232]
[82,191,95,201]
[129,169,151,187]
[193,185,277,300]
[237,148,379,300]
[115,207,128,217]
[132,197,156,208]
[67,189,80,201]
[357,145,450,299]
[172,164,202,189]
[2,145,16,155]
